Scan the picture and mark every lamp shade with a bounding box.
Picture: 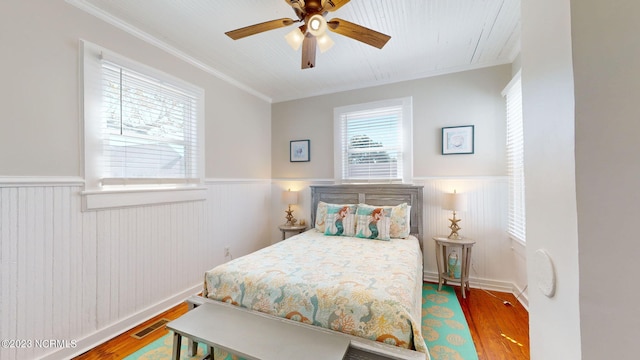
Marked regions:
[282,190,298,205]
[285,28,304,50]
[316,33,334,53]
[442,191,466,211]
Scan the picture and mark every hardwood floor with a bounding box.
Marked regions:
[454,286,530,360]
[75,284,529,359]
[73,303,189,360]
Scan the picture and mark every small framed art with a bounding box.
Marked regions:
[442,125,474,155]
[290,139,310,162]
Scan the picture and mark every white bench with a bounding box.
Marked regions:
[167,296,427,360]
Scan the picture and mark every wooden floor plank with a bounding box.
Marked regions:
[75,284,530,359]
[454,286,530,360]
[73,302,188,360]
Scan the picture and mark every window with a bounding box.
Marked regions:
[334,97,413,183]
[502,71,525,243]
[81,40,205,210]
[100,61,199,184]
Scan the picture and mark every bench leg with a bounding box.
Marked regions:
[200,345,215,360]
[187,301,199,356]
[188,339,199,356]
[171,332,182,360]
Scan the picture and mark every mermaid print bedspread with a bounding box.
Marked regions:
[203,230,427,353]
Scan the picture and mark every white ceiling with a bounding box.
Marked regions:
[70,0,521,103]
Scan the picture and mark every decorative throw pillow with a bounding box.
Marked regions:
[389,203,411,238]
[355,204,392,241]
[324,204,357,237]
[315,201,329,232]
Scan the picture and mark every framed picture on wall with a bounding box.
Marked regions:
[442,125,474,155]
[290,140,310,162]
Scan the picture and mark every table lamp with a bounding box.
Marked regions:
[282,189,299,226]
[443,190,466,239]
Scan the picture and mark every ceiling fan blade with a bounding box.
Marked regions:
[301,34,317,69]
[225,18,296,40]
[323,0,350,12]
[327,18,390,49]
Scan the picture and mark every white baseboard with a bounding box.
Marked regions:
[512,284,529,310]
[40,283,202,360]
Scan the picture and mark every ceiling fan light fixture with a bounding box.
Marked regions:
[285,28,304,50]
[307,14,327,37]
[225,0,392,69]
[317,33,334,53]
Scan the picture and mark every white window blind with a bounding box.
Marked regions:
[334,98,412,182]
[503,72,526,243]
[99,60,200,186]
[81,40,206,210]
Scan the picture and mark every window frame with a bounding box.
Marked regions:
[502,71,526,244]
[80,40,206,210]
[333,97,413,183]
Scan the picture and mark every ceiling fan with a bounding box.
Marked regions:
[225,0,391,69]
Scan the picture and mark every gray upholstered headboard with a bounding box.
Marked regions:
[310,184,424,246]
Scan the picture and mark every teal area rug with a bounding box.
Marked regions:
[126,284,477,360]
[422,283,478,360]
[125,335,208,359]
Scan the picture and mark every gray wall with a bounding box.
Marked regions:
[272,65,511,179]
[0,0,271,179]
[572,0,640,359]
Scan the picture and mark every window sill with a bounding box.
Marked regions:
[82,186,207,211]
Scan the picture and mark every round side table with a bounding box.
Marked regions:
[278,224,307,240]
[433,236,476,299]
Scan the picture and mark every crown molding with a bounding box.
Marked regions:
[65,0,272,103]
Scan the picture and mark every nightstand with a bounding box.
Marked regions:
[278,224,307,240]
[433,236,476,299]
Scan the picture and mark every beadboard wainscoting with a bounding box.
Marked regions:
[0,178,271,360]
[272,178,527,305]
[416,178,511,286]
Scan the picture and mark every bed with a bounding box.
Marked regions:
[197,184,427,358]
